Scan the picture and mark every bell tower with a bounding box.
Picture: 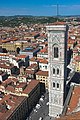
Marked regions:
[46,22,68,117]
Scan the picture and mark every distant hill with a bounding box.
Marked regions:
[0,15,79,27]
[0,16,63,27]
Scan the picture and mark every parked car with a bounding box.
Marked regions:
[39,117,43,120]
[36,104,41,109]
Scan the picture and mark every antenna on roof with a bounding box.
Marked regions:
[57,4,59,22]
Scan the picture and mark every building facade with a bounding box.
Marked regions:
[46,22,68,117]
[0,80,41,120]
[36,70,48,88]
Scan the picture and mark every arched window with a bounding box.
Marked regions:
[57,68,59,75]
[57,83,59,88]
[53,82,55,87]
[53,68,55,74]
[54,47,58,58]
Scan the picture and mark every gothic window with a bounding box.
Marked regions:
[57,68,59,75]
[53,82,55,87]
[53,68,55,74]
[54,47,59,58]
[57,83,59,88]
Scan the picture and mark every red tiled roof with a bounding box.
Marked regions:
[74,56,80,62]
[56,111,80,120]
[6,86,15,92]
[23,80,39,94]
[0,94,26,120]
[2,78,12,85]
[56,86,80,120]
[30,57,38,62]
[67,86,80,114]
[68,39,75,44]
[36,70,48,76]
[40,47,48,53]
[17,54,28,58]
[49,22,66,25]
[26,63,38,69]
[16,83,27,88]
[39,59,48,64]
[25,70,35,74]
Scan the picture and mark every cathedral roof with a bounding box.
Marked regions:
[49,21,66,26]
[52,21,66,25]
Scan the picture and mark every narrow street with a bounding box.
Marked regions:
[26,90,49,120]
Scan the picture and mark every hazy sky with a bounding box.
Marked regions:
[0,0,80,16]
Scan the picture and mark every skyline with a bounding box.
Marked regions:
[0,0,80,16]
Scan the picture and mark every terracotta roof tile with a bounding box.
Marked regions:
[67,86,80,114]
[74,56,80,62]
[36,70,48,76]
[56,86,80,120]
[17,54,28,58]
[23,80,39,94]
[49,22,66,25]
[6,86,15,92]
